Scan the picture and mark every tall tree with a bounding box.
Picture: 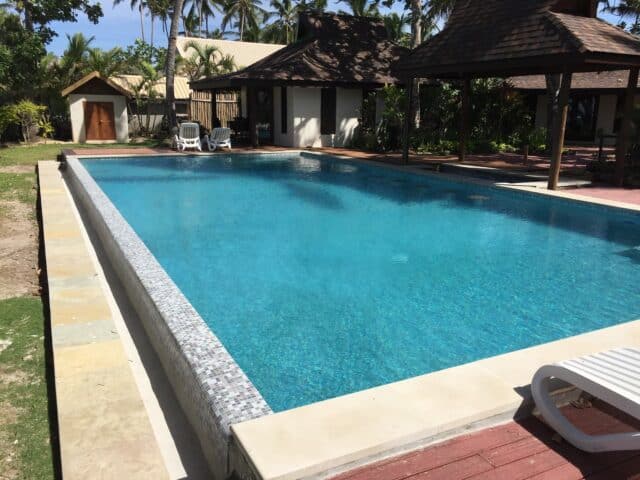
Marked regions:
[166,0,186,127]
[59,32,94,83]
[221,0,265,41]
[85,47,125,77]
[604,0,640,33]
[113,0,147,42]
[297,0,326,10]
[181,40,235,79]
[338,0,380,17]
[263,0,297,43]
[383,12,409,45]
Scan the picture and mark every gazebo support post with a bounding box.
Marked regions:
[210,89,217,129]
[615,66,639,186]
[459,78,471,162]
[402,78,414,164]
[248,87,258,148]
[547,71,572,190]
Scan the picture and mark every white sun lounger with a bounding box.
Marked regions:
[531,347,640,452]
[205,127,232,151]
[175,122,202,152]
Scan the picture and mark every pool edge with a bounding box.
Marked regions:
[63,155,273,479]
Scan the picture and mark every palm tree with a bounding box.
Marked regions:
[113,0,147,42]
[166,0,187,128]
[182,40,235,79]
[297,0,326,11]
[221,0,266,41]
[383,12,409,45]
[337,0,380,17]
[148,0,172,41]
[263,0,298,44]
[85,47,125,77]
[59,33,94,83]
[182,8,200,35]
[605,0,640,33]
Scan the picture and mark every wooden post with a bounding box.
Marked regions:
[248,87,258,147]
[210,89,217,130]
[615,67,639,186]
[459,78,471,162]
[402,78,413,164]
[547,72,572,190]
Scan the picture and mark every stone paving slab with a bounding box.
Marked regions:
[39,160,168,479]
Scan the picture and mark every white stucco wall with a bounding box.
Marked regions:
[333,88,362,147]
[68,93,128,143]
[284,87,362,148]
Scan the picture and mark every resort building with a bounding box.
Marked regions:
[509,71,640,146]
[62,72,192,143]
[190,12,408,148]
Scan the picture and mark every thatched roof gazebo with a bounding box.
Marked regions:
[396,0,640,189]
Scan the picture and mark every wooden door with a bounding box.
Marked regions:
[84,101,116,141]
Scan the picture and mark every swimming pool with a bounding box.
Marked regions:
[82,152,640,412]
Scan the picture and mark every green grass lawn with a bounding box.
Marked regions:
[0,298,54,480]
[0,140,162,167]
[0,141,165,479]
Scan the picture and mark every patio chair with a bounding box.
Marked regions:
[531,347,640,452]
[175,122,202,152]
[205,127,232,151]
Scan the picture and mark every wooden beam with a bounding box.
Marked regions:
[547,72,572,190]
[402,79,413,164]
[459,78,471,162]
[248,87,258,147]
[615,67,639,186]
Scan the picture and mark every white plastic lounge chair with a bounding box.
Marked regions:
[175,122,201,152]
[205,127,232,151]
[531,347,640,452]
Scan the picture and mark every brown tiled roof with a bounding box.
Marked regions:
[190,12,408,89]
[397,0,640,79]
[508,70,638,90]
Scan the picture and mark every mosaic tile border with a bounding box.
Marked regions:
[64,156,272,479]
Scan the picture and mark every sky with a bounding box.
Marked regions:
[46,2,620,56]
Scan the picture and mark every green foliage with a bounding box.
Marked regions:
[338,0,380,17]
[221,0,266,41]
[5,101,48,143]
[0,297,53,480]
[0,11,47,102]
[181,40,235,80]
[122,38,167,72]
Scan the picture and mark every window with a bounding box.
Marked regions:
[281,87,287,134]
[321,87,336,135]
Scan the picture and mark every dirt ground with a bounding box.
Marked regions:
[0,200,38,300]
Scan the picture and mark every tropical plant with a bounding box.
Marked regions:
[383,12,409,45]
[221,0,266,41]
[58,32,94,83]
[297,0,326,10]
[338,0,380,17]
[165,0,187,128]
[7,100,47,143]
[604,0,640,33]
[113,0,147,42]
[181,40,235,80]
[263,0,298,44]
[85,47,126,77]
[148,0,172,41]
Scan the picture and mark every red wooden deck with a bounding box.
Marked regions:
[331,400,640,480]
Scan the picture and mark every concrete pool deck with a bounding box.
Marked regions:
[39,161,210,479]
[52,149,640,480]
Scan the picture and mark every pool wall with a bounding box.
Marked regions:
[64,156,273,479]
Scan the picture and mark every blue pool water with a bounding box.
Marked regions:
[83,153,640,412]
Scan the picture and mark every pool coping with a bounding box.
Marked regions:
[63,155,273,479]
[38,161,169,478]
[62,149,640,480]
